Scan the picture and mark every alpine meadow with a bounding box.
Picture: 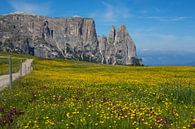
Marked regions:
[0,53,194,128]
[0,0,195,129]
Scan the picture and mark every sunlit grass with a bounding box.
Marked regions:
[0,58,21,75]
[0,52,35,75]
[0,54,194,128]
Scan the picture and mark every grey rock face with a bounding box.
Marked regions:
[98,25,142,65]
[0,13,142,65]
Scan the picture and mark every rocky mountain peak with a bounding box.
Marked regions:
[107,25,116,46]
[0,14,142,65]
[111,25,116,34]
[119,24,126,31]
[118,25,128,38]
[98,25,142,65]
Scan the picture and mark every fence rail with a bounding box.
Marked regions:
[0,56,27,59]
[0,55,33,89]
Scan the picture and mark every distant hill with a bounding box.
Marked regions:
[186,61,195,66]
[139,50,195,66]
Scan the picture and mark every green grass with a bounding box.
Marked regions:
[0,53,194,129]
[0,58,21,75]
[0,52,35,75]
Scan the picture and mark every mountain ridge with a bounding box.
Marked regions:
[139,50,195,66]
[0,13,142,65]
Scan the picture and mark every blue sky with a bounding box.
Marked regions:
[0,0,195,52]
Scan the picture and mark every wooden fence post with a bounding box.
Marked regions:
[9,55,12,88]
[20,59,22,76]
[25,64,26,74]
[0,58,0,75]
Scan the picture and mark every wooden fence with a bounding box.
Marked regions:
[0,55,25,88]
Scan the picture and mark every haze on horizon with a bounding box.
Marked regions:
[0,0,195,54]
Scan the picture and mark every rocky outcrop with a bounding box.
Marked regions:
[98,25,142,65]
[0,13,142,65]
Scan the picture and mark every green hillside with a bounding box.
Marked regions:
[0,53,194,129]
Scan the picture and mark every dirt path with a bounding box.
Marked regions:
[0,59,33,91]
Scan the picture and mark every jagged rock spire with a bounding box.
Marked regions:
[98,24,142,65]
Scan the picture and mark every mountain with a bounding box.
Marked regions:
[0,13,142,65]
[98,25,142,65]
[139,50,195,66]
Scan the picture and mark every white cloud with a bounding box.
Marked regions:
[132,30,195,52]
[9,1,51,16]
[146,16,191,22]
[102,2,115,22]
[139,10,148,14]
[90,1,131,23]
[154,8,162,13]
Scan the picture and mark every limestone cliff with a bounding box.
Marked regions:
[98,25,142,65]
[0,13,142,65]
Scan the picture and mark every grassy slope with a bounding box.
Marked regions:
[0,54,195,128]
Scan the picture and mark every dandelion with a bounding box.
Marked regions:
[0,56,194,128]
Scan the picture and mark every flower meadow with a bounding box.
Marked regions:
[0,57,195,129]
